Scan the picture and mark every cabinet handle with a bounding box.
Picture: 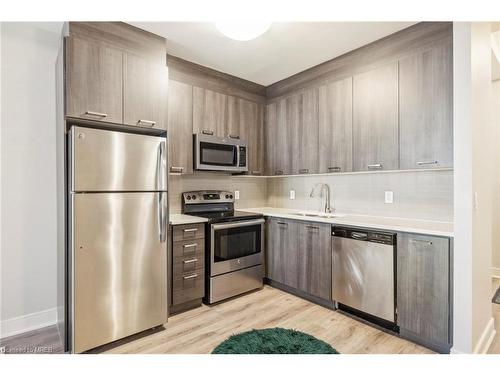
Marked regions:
[274,170,284,176]
[328,166,341,172]
[299,169,309,174]
[367,164,383,169]
[170,166,184,173]
[277,221,288,226]
[183,243,197,249]
[410,239,433,245]
[183,228,198,233]
[228,134,240,139]
[183,258,198,264]
[306,225,319,230]
[202,129,214,135]
[251,170,261,175]
[84,111,107,118]
[416,161,438,166]
[183,274,198,280]
[137,119,156,127]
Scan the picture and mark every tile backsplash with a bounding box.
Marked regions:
[169,169,453,222]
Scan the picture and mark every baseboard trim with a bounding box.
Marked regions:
[473,318,496,354]
[492,267,500,279]
[0,308,57,339]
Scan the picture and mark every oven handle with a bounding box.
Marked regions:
[211,218,265,231]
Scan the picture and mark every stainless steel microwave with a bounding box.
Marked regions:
[193,133,248,172]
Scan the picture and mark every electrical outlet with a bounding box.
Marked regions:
[385,191,394,204]
[290,190,295,200]
[234,190,240,200]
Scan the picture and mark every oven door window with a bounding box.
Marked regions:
[214,224,261,262]
[200,142,237,166]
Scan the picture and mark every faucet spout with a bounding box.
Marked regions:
[309,183,333,213]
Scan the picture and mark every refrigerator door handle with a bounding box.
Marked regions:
[158,192,167,243]
[157,141,166,191]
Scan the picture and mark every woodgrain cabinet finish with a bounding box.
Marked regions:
[66,37,123,124]
[318,77,353,173]
[353,62,399,171]
[168,80,193,174]
[297,222,331,300]
[397,233,451,351]
[193,87,227,137]
[399,43,453,169]
[266,218,298,285]
[123,53,168,129]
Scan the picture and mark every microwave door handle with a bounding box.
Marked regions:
[236,145,240,168]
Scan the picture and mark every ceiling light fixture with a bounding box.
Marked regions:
[215,21,271,41]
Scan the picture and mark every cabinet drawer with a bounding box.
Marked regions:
[172,238,205,258]
[173,254,205,275]
[172,272,205,305]
[172,224,205,242]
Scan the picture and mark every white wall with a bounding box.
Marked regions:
[453,22,496,354]
[0,22,63,337]
[492,79,500,277]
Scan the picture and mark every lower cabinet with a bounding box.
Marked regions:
[170,223,206,314]
[397,233,452,352]
[266,218,331,301]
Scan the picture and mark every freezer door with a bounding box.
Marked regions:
[71,192,168,353]
[70,126,167,192]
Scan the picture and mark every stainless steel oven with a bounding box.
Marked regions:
[194,133,248,172]
[210,219,264,277]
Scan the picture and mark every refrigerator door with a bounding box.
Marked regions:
[71,192,168,353]
[70,126,167,192]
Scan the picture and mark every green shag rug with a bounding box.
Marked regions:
[212,328,339,354]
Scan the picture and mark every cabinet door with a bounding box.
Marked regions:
[298,222,332,300]
[266,99,291,176]
[238,99,265,175]
[397,233,451,348]
[66,37,123,124]
[289,89,319,175]
[319,77,353,173]
[353,63,399,171]
[167,80,193,174]
[266,218,298,286]
[193,87,227,137]
[265,102,278,175]
[399,43,453,169]
[123,53,168,130]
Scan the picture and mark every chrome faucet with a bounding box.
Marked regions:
[309,183,333,213]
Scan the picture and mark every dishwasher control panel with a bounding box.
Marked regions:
[332,226,395,245]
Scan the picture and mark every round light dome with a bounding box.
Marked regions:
[215,21,271,41]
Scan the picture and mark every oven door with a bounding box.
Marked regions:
[210,219,264,276]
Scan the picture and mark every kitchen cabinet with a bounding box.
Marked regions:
[123,53,168,130]
[167,80,194,174]
[65,37,123,124]
[193,87,227,137]
[297,222,331,300]
[353,62,399,171]
[397,233,451,352]
[399,43,453,170]
[318,77,353,173]
[265,98,293,176]
[266,218,298,285]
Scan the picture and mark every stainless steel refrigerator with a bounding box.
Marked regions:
[69,126,168,353]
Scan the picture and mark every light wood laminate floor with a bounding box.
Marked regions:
[487,278,500,354]
[104,286,432,354]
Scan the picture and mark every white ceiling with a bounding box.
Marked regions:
[129,22,416,86]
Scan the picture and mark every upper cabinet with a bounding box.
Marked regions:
[168,80,193,174]
[65,36,168,130]
[318,77,353,173]
[353,62,399,172]
[399,43,453,169]
[123,53,168,130]
[193,87,227,137]
[66,37,123,124]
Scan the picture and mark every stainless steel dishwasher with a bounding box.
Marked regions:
[332,226,397,330]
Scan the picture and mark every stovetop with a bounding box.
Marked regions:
[187,210,263,224]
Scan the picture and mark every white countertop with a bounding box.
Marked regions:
[169,213,208,226]
[243,207,454,237]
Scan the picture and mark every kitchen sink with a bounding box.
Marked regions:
[290,212,346,219]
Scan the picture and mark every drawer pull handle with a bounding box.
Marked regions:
[183,228,198,233]
[202,129,214,135]
[170,166,184,173]
[328,166,341,172]
[137,119,156,127]
[251,170,261,175]
[417,161,438,166]
[306,225,319,230]
[183,258,198,264]
[277,221,288,226]
[299,169,309,174]
[228,134,240,139]
[367,164,383,169]
[410,239,433,245]
[274,170,284,176]
[183,274,198,280]
[183,243,197,248]
[84,111,107,118]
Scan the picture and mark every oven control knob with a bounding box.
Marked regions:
[186,195,191,200]
[225,194,229,199]
[192,195,197,200]
[229,194,233,199]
